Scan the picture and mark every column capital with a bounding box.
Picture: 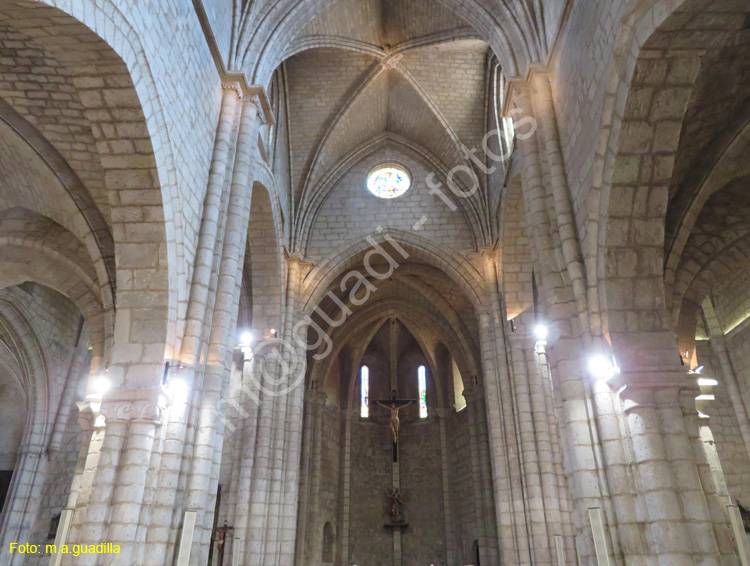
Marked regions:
[221,75,275,126]
[76,400,100,431]
[100,387,166,425]
[614,370,687,411]
[221,80,244,100]
[462,381,484,403]
[314,390,328,406]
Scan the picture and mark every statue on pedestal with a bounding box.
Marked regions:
[386,488,405,524]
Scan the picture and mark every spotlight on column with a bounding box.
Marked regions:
[167,377,189,400]
[92,375,111,396]
[588,355,619,382]
[239,331,254,347]
[533,324,548,342]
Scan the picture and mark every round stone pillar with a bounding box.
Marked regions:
[619,383,693,565]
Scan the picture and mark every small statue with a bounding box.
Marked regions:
[386,488,405,523]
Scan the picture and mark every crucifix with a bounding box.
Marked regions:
[377,318,412,566]
[373,318,417,461]
[374,395,417,447]
[211,522,233,566]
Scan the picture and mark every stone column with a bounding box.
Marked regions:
[61,402,101,552]
[588,376,647,565]
[530,73,588,330]
[294,389,317,566]
[482,255,530,566]
[515,84,612,563]
[228,347,262,563]
[186,92,265,566]
[0,443,47,566]
[103,389,166,565]
[619,381,694,565]
[508,317,551,566]
[146,81,243,566]
[702,298,750,458]
[77,409,129,566]
[533,343,577,564]
[301,390,327,565]
[680,391,737,564]
[435,407,457,565]
[278,260,308,566]
[523,327,567,562]
[659,388,722,565]
[477,310,518,564]
[463,383,499,565]
[245,353,278,563]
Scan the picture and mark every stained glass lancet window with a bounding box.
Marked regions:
[418,365,428,419]
[366,165,411,199]
[360,365,369,418]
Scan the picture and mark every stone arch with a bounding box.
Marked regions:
[322,521,334,563]
[240,181,285,339]
[235,0,541,86]
[0,0,180,381]
[301,229,485,313]
[0,294,50,552]
[0,296,50,447]
[596,0,747,351]
[0,111,114,357]
[0,99,115,297]
[295,133,483,255]
[665,123,750,325]
[313,297,478,409]
[0,208,107,364]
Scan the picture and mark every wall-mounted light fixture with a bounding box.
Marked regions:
[239,331,254,347]
[92,375,111,396]
[533,323,548,342]
[588,354,620,382]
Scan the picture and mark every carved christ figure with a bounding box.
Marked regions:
[376,400,413,444]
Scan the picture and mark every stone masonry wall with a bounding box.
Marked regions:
[549,0,639,257]
[348,420,391,565]
[306,147,474,261]
[35,0,224,350]
[446,408,480,562]
[400,419,447,566]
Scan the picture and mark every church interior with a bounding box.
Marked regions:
[1,0,750,565]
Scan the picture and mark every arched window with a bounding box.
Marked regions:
[471,539,480,566]
[452,358,466,412]
[418,365,428,419]
[322,522,334,563]
[360,365,369,418]
[493,63,515,163]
